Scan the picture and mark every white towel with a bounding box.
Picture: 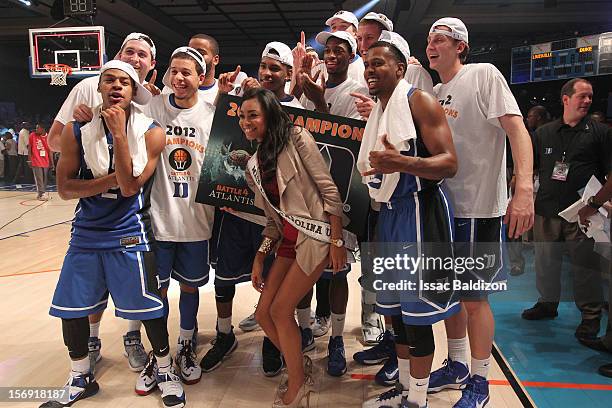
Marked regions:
[357,79,417,202]
[81,104,152,179]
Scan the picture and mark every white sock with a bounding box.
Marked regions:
[407,374,429,407]
[127,320,141,333]
[398,357,410,394]
[89,322,100,338]
[330,313,346,338]
[179,327,195,343]
[157,353,172,373]
[297,307,311,329]
[471,356,490,379]
[70,356,90,374]
[448,337,468,365]
[217,316,232,334]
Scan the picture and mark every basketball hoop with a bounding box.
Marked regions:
[43,63,72,86]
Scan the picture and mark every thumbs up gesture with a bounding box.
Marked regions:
[362,134,403,176]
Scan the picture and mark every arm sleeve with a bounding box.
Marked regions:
[292,128,343,217]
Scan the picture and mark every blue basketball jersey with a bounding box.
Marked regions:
[69,121,155,252]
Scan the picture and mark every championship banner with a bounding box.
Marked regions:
[196,94,369,237]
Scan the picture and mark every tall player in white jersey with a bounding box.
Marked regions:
[141,47,215,388]
[426,18,534,408]
[161,34,220,105]
[47,32,158,374]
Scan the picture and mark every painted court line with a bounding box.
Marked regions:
[350,374,612,390]
[0,268,61,278]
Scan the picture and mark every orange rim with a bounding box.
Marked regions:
[43,63,73,75]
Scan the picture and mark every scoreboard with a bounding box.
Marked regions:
[511,32,612,84]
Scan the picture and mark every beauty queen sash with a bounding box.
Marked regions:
[247,153,358,260]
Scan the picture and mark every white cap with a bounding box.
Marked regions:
[325,10,359,29]
[120,32,156,59]
[377,30,411,63]
[360,12,394,32]
[99,60,152,105]
[315,31,357,55]
[262,41,293,67]
[162,47,207,88]
[429,17,469,44]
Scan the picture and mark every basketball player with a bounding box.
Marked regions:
[141,47,215,387]
[352,12,435,118]
[47,32,159,374]
[359,31,459,408]
[161,34,220,105]
[41,60,185,408]
[426,18,534,408]
[299,29,368,377]
[352,11,436,388]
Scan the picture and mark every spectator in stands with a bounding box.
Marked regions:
[0,134,5,180]
[522,78,609,341]
[13,122,30,184]
[4,132,17,181]
[591,111,606,124]
[29,123,50,200]
[526,105,551,133]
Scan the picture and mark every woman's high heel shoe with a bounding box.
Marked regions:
[279,355,313,393]
[272,381,312,408]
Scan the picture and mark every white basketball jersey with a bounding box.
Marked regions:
[146,94,215,241]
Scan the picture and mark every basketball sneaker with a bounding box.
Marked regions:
[301,327,316,352]
[362,382,407,408]
[156,366,186,408]
[123,330,147,372]
[39,371,99,407]
[200,328,238,372]
[362,305,385,345]
[453,375,490,408]
[400,396,428,408]
[327,336,347,376]
[135,352,158,396]
[239,309,260,332]
[354,330,395,365]
[262,336,284,377]
[375,354,399,386]
[87,337,101,374]
[428,358,469,393]
[176,339,201,385]
[312,315,330,337]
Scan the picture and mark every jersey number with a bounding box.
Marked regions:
[173,182,189,198]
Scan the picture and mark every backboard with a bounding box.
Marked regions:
[29,26,106,79]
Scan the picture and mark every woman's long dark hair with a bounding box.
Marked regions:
[241,87,294,182]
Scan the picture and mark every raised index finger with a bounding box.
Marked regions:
[350,92,370,102]
[149,69,157,85]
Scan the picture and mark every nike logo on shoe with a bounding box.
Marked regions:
[385,368,399,379]
[476,395,490,408]
[456,373,469,383]
[144,380,156,388]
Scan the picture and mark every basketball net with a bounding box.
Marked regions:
[43,64,72,86]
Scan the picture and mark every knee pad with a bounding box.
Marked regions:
[391,315,409,345]
[405,324,434,357]
[215,285,236,304]
[62,317,89,359]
